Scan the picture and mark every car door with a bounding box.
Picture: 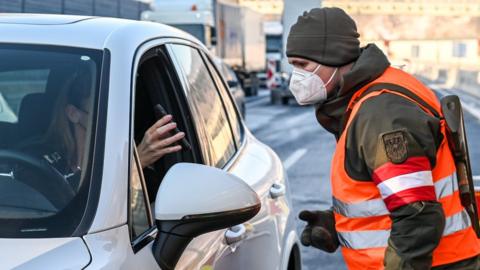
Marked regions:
[202,50,291,270]
[126,40,230,270]
[167,43,287,270]
[84,39,242,270]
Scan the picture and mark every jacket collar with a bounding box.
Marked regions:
[315,44,390,139]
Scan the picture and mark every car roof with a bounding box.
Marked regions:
[0,13,93,25]
[0,14,204,50]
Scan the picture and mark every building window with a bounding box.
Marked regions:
[453,42,467,58]
[411,45,420,58]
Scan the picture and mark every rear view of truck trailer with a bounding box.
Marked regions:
[143,0,266,96]
[281,0,321,74]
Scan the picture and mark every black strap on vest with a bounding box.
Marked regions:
[359,83,440,117]
[340,83,441,134]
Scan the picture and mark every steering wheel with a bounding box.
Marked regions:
[0,150,76,209]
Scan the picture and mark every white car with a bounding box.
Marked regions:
[0,14,301,270]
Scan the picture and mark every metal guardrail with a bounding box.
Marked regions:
[323,0,480,16]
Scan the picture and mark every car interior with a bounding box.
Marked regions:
[0,49,101,237]
[0,57,96,148]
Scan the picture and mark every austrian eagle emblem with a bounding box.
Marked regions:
[382,131,408,164]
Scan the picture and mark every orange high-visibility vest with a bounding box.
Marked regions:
[332,67,480,269]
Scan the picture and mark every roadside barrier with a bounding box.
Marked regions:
[412,64,480,98]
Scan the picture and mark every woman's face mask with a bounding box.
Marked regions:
[289,64,337,105]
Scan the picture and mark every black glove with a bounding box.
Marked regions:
[299,209,339,253]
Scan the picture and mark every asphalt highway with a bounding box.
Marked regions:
[245,86,480,270]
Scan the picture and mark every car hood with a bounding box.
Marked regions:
[0,237,91,269]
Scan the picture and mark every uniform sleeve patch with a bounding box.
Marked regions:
[382,131,408,164]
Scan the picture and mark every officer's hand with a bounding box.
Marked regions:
[299,209,339,253]
[137,115,185,168]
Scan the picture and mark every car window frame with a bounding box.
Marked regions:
[148,46,205,165]
[130,37,246,170]
[127,39,208,253]
[76,48,111,237]
[165,44,215,166]
[128,41,161,254]
[128,145,156,253]
[166,43,238,168]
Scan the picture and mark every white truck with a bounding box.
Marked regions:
[142,0,266,96]
[281,0,321,74]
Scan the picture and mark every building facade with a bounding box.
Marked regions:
[322,0,480,17]
[237,0,283,21]
[0,0,150,20]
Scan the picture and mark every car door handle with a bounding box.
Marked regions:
[225,224,247,245]
[270,183,286,199]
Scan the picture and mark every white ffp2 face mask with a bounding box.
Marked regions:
[289,65,338,105]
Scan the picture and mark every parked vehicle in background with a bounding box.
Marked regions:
[215,58,246,118]
[269,0,320,106]
[279,0,321,105]
[265,30,294,105]
[259,71,284,91]
[0,14,301,270]
[258,72,268,89]
[281,0,320,74]
[264,21,283,89]
[142,0,266,96]
[270,72,293,105]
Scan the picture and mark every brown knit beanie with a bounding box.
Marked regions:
[286,7,360,67]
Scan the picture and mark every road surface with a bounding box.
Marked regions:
[244,86,480,270]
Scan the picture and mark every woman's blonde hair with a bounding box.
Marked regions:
[44,69,92,168]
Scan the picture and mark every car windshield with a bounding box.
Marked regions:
[0,44,103,238]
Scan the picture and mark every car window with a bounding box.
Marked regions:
[130,148,152,240]
[169,44,236,168]
[0,44,103,238]
[202,55,243,146]
[133,49,201,202]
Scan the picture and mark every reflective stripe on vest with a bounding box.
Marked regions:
[337,209,471,250]
[338,230,390,249]
[333,197,389,218]
[444,209,471,236]
[333,173,458,218]
[435,173,458,200]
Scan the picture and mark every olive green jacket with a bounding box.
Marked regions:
[315,44,479,269]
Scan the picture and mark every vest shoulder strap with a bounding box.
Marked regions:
[340,82,441,134]
[359,82,440,118]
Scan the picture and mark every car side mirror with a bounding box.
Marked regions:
[151,163,260,270]
[227,80,239,88]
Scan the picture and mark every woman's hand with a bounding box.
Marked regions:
[137,115,185,168]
